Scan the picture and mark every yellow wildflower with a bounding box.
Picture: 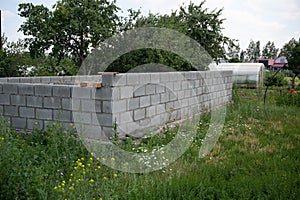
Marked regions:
[111,157,115,161]
[69,186,75,190]
[89,179,95,183]
[103,176,107,180]
[113,173,118,178]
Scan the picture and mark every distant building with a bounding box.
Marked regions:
[258,55,288,71]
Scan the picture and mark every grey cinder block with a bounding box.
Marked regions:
[138,74,151,84]
[36,109,53,120]
[11,95,26,106]
[139,118,150,127]
[30,77,41,83]
[26,96,43,108]
[156,104,165,115]
[146,106,156,118]
[145,84,155,95]
[81,99,101,113]
[53,110,72,122]
[112,99,127,113]
[120,86,133,99]
[7,77,20,83]
[126,74,140,85]
[40,77,51,84]
[20,107,35,118]
[150,94,160,106]
[140,96,150,108]
[150,73,160,83]
[160,93,169,103]
[35,85,53,96]
[133,86,145,97]
[93,113,112,126]
[102,101,112,113]
[155,84,165,94]
[20,77,31,83]
[73,111,91,125]
[93,88,114,101]
[72,87,92,99]
[128,97,140,110]
[18,84,34,95]
[117,111,132,124]
[102,74,115,86]
[27,119,43,130]
[4,106,18,117]
[62,98,72,110]
[12,117,27,129]
[53,86,71,97]
[44,97,62,109]
[133,108,145,121]
[3,84,18,94]
[0,94,10,105]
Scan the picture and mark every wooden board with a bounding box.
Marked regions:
[79,82,102,88]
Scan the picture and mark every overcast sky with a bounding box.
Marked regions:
[1,0,300,50]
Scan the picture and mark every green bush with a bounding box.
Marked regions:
[264,72,285,87]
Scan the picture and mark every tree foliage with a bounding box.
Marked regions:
[0,35,35,77]
[262,41,278,59]
[226,41,240,62]
[281,38,300,88]
[108,1,235,72]
[18,0,120,67]
[16,0,236,74]
[245,40,260,62]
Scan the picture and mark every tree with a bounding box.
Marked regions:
[108,1,235,72]
[5,39,35,76]
[239,50,245,62]
[226,41,240,62]
[0,35,34,77]
[18,0,120,68]
[281,38,300,88]
[262,41,278,58]
[245,40,260,62]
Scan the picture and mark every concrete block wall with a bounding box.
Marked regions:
[100,71,232,136]
[0,71,232,139]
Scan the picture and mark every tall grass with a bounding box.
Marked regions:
[0,89,299,199]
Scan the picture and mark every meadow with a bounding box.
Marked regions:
[0,88,299,199]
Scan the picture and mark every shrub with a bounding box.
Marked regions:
[264,72,285,87]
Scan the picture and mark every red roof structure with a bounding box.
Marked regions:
[258,56,288,70]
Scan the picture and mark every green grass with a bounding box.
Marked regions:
[1,88,300,199]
